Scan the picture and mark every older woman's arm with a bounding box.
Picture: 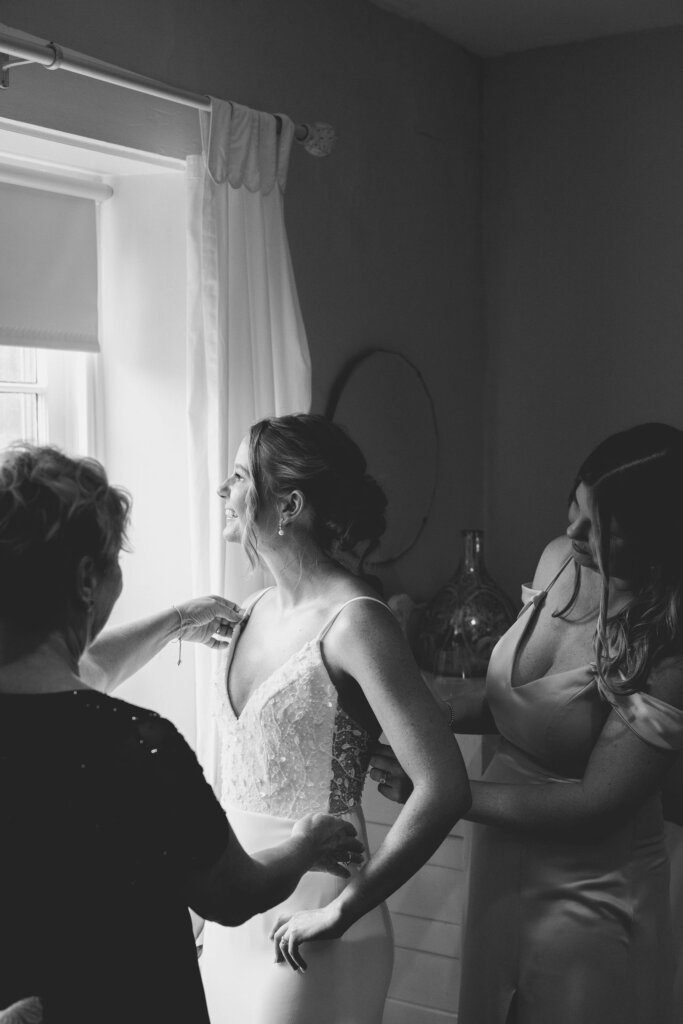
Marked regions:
[187,813,364,927]
[136,715,364,929]
[81,596,243,694]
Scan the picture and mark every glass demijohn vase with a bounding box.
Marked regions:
[415,529,516,677]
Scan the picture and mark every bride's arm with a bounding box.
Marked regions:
[81,596,243,694]
[271,601,470,966]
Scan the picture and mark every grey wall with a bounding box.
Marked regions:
[3,7,681,608]
[482,27,683,598]
[1,0,484,601]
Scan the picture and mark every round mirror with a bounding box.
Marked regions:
[325,349,439,566]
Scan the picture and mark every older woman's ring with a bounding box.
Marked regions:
[377,770,389,787]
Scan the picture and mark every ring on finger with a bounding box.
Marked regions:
[377,769,389,787]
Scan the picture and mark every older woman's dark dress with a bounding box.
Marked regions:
[0,689,231,1024]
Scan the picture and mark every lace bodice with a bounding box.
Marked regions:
[212,597,383,820]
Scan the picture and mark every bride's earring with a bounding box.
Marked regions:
[278,517,285,537]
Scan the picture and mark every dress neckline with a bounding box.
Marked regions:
[224,623,320,721]
[224,592,387,721]
[506,556,595,690]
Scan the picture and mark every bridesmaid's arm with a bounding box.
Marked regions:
[434,677,498,734]
[466,657,683,837]
[370,676,496,806]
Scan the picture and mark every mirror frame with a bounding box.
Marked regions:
[325,347,439,567]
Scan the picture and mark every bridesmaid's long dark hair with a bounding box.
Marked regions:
[558,423,683,693]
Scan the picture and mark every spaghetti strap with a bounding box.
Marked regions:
[243,587,274,617]
[317,596,389,643]
[519,554,574,616]
[544,554,574,596]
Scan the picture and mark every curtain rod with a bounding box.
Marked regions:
[0,27,336,156]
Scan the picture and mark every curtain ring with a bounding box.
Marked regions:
[45,43,64,70]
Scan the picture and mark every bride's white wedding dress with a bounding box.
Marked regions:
[200,594,394,1024]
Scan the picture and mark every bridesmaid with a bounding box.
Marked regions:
[373,422,683,1024]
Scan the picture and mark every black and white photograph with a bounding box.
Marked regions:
[1,2,683,1022]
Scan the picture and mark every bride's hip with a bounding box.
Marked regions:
[221,802,374,912]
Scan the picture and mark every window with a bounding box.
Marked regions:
[0,119,184,466]
[0,344,96,454]
[0,134,107,459]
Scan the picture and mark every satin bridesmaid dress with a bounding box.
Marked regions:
[459,559,683,1024]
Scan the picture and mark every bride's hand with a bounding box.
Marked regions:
[174,595,245,648]
[270,904,345,972]
[291,812,364,879]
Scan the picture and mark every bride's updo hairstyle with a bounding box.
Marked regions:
[243,414,387,569]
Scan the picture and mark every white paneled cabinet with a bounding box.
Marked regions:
[363,697,485,1024]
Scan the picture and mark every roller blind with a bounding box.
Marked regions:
[0,181,100,352]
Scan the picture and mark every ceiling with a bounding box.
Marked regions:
[368,0,683,56]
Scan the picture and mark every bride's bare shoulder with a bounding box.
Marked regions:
[324,576,385,609]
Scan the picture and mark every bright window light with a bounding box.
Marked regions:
[0,344,96,455]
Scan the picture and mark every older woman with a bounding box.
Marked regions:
[0,445,362,1024]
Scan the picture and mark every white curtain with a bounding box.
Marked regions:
[186,99,311,781]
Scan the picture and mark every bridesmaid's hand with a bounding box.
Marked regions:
[174,595,245,648]
[291,813,364,878]
[270,904,345,972]
[369,741,413,804]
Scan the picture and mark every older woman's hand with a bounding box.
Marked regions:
[291,813,364,879]
[174,595,245,648]
[369,741,413,804]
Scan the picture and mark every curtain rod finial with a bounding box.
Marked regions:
[297,122,337,158]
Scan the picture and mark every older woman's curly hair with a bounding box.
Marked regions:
[0,445,131,630]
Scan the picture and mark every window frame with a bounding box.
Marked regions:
[0,345,99,455]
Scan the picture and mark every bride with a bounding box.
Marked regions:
[199,413,470,1024]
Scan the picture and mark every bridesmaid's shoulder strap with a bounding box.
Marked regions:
[520,553,574,615]
[317,596,389,642]
[543,554,574,596]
